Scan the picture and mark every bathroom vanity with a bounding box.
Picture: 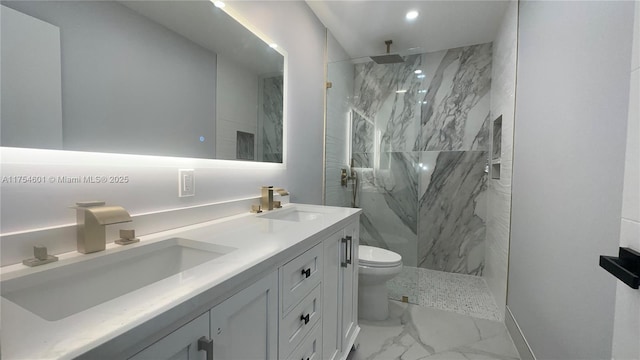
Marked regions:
[0,204,361,360]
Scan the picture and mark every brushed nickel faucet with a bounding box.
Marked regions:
[261,186,274,211]
[73,201,132,254]
[259,186,288,212]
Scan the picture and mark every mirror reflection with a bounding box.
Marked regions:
[1,0,284,162]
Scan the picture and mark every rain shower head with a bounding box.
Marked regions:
[370,40,404,64]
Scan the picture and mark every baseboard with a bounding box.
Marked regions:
[505,305,536,360]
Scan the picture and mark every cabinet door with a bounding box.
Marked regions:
[210,270,278,360]
[322,228,344,360]
[341,221,359,354]
[129,312,209,360]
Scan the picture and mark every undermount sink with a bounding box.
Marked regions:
[259,208,322,222]
[1,238,236,321]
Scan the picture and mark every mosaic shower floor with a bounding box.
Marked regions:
[387,266,503,321]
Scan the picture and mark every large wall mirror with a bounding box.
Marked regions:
[1,0,285,162]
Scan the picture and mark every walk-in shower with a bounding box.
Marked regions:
[324,37,503,319]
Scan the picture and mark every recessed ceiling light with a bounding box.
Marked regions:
[213,1,225,8]
[406,10,419,20]
[269,43,278,49]
[414,69,422,74]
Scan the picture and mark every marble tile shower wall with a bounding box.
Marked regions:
[353,43,492,275]
[261,75,283,163]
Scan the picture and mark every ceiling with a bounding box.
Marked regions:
[306,0,510,61]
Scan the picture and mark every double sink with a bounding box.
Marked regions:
[1,206,322,321]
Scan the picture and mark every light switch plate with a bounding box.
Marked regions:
[178,169,195,197]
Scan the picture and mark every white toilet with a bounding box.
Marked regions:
[358,245,403,321]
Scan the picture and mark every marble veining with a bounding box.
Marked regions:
[236,131,254,160]
[352,110,376,168]
[358,152,419,266]
[416,43,492,152]
[354,55,423,152]
[418,151,488,275]
[350,301,519,360]
[473,114,492,151]
[341,43,492,275]
[261,75,283,162]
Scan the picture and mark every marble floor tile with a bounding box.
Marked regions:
[350,301,519,360]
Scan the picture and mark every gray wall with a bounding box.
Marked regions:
[485,0,518,320]
[4,1,217,158]
[612,2,639,358]
[1,5,62,149]
[508,1,634,359]
[230,1,326,204]
[0,1,326,233]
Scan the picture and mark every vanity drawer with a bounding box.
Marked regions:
[280,242,323,315]
[286,321,322,360]
[279,283,322,359]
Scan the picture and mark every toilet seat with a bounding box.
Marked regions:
[358,245,402,268]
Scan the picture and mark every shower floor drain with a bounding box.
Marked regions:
[387,266,502,321]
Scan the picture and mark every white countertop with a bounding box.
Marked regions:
[0,203,360,360]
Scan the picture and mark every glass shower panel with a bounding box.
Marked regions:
[324,56,421,304]
[324,59,353,209]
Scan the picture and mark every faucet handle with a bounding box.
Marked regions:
[115,229,139,246]
[34,245,49,260]
[23,245,58,267]
[73,201,106,208]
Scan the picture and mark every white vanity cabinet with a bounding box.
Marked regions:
[279,242,324,359]
[323,220,359,360]
[2,204,362,360]
[209,271,278,360]
[127,215,359,360]
[128,312,209,360]
[129,271,278,360]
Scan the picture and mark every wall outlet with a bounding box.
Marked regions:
[178,169,195,197]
